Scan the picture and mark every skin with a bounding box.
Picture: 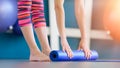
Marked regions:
[54,0,91,59]
[20,24,51,61]
[19,0,51,61]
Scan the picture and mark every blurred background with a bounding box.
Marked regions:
[0,0,120,60]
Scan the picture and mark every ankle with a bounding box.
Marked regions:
[42,48,51,52]
[42,47,51,51]
[30,50,41,56]
[42,49,51,56]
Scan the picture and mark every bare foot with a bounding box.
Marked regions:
[30,52,50,62]
[42,49,51,56]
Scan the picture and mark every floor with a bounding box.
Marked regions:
[0,60,120,68]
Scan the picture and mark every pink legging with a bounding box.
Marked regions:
[18,0,46,28]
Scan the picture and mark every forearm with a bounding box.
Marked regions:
[75,0,87,39]
[54,0,66,40]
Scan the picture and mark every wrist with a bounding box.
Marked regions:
[60,35,67,40]
[61,38,67,42]
[81,35,87,40]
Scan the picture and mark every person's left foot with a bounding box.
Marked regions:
[30,51,50,62]
[42,49,51,56]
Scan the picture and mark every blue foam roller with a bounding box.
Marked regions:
[50,50,99,61]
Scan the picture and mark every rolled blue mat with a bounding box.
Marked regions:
[50,50,99,61]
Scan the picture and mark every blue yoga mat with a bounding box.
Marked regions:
[50,50,99,61]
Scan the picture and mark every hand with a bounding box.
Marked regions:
[78,39,91,59]
[61,39,73,58]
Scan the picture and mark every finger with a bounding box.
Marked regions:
[69,50,73,59]
[77,46,81,50]
[89,51,92,58]
[66,46,71,57]
[66,49,71,58]
[77,48,80,51]
[87,52,90,59]
[62,47,65,52]
[84,51,88,59]
[67,47,72,57]
[86,51,90,59]
[87,51,91,59]
[68,50,71,58]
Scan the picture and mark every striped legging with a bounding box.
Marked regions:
[18,0,46,28]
